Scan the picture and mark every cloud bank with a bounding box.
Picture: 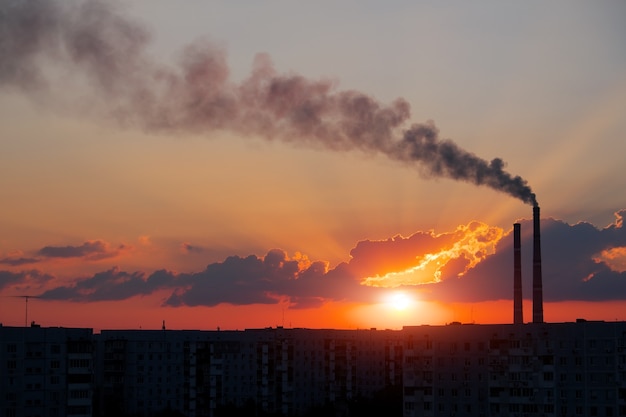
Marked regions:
[1,211,624,308]
[37,240,130,260]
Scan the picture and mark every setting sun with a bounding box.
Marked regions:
[387,291,414,311]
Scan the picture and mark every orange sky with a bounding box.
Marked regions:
[2,212,626,331]
[1,1,625,331]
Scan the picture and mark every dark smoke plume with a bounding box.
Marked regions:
[0,0,537,205]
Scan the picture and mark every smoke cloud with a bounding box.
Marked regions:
[0,0,536,205]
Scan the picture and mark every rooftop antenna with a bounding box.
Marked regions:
[9,295,41,327]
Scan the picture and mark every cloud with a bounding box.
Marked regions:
[39,267,180,302]
[355,221,503,287]
[31,249,374,308]
[594,247,626,273]
[0,270,53,291]
[138,236,152,246]
[0,257,40,266]
[6,210,626,307]
[421,209,626,302]
[37,240,130,261]
[0,250,40,266]
[166,249,374,308]
[180,242,205,254]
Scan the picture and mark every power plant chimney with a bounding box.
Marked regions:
[532,205,544,323]
[513,223,523,324]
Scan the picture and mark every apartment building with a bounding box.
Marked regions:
[402,320,626,417]
[5,320,626,417]
[94,326,402,417]
[0,324,94,417]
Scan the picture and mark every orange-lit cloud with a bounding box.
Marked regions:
[360,221,503,287]
[594,247,626,273]
[590,210,626,273]
[425,210,626,303]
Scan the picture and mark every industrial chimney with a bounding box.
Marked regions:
[513,223,523,324]
[532,206,544,323]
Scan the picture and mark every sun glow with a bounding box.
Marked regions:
[385,291,415,311]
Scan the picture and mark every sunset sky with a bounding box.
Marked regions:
[1,1,625,331]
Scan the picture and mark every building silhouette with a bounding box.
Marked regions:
[94,327,402,416]
[3,320,626,416]
[0,325,93,417]
[403,320,626,417]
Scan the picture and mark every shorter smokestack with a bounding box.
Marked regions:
[532,206,544,323]
[513,223,523,324]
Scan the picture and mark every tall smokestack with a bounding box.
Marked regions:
[532,206,544,323]
[513,223,523,324]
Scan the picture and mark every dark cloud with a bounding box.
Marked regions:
[0,257,40,266]
[167,249,375,308]
[0,270,53,290]
[39,267,180,302]
[37,240,129,260]
[180,243,205,254]
[31,249,376,308]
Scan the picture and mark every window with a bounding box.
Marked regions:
[68,359,90,368]
[69,390,90,399]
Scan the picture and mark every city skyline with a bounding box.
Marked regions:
[1,1,625,331]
